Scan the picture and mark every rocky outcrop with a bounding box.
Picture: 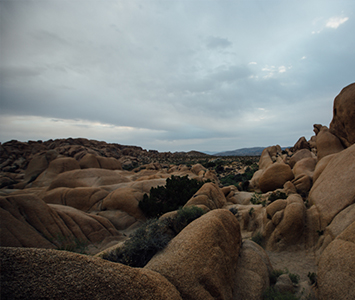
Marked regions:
[309,144,355,229]
[258,163,294,193]
[1,247,182,300]
[145,209,241,300]
[313,124,344,161]
[329,82,355,148]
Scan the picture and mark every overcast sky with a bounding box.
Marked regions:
[1,0,354,152]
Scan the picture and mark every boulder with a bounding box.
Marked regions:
[309,144,355,229]
[24,150,58,183]
[265,194,305,251]
[79,153,122,170]
[292,136,310,152]
[289,149,313,169]
[314,124,344,161]
[0,194,120,251]
[274,274,294,294]
[184,182,226,210]
[1,247,182,300]
[145,209,241,300]
[43,187,109,211]
[317,221,355,300]
[291,157,317,194]
[233,240,273,300]
[259,163,294,193]
[329,82,355,148]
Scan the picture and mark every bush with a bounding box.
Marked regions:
[307,272,317,285]
[288,272,300,284]
[103,206,205,267]
[139,175,205,218]
[251,231,264,247]
[268,191,288,203]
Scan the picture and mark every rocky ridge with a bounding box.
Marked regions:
[1,82,355,299]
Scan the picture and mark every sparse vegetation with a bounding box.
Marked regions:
[268,191,288,203]
[138,175,205,218]
[307,272,317,285]
[251,193,267,206]
[248,207,255,216]
[102,206,205,267]
[251,231,264,247]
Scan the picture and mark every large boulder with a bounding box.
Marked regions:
[329,82,355,148]
[0,194,120,252]
[1,247,182,300]
[233,240,273,299]
[258,163,294,193]
[314,124,344,161]
[24,150,58,183]
[317,221,355,300]
[145,209,241,300]
[288,149,313,169]
[184,182,227,210]
[291,157,317,194]
[309,144,355,229]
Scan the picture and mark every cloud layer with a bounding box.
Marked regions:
[1,0,354,152]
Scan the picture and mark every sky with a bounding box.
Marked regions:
[1,0,354,153]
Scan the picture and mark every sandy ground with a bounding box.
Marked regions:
[266,249,318,283]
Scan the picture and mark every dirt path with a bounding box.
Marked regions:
[266,250,318,283]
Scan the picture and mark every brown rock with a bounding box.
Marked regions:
[314,125,344,161]
[312,153,335,184]
[184,182,226,210]
[97,156,122,170]
[24,150,58,183]
[289,149,313,169]
[0,247,182,300]
[233,240,273,300]
[291,157,317,194]
[79,153,100,169]
[145,209,241,300]
[266,200,287,219]
[329,82,355,147]
[292,136,310,152]
[259,163,294,193]
[317,221,355,300]
[309,144,355,229]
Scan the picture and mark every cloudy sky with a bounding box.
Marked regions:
[1,0,354,153]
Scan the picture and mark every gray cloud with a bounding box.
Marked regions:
[0,0,354,152]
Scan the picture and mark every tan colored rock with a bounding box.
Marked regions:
[1,247,182,300]
[97,156,122,170]
[289,149,313,169]
[292,136,310,152]
[317,221,355,300]
[101,187,146,220]
[329,82,355,147]
[259,146,281,170]
[309,144,355,229]
[312,153,335,184]
[31,157,81,187]
[145,209,241,300]
[95,210,139,230]
[43,187,109,211]
[259,163,294,193]
[249,169,264,192]
[265,194,305,251]
[24,150,58,183]
[233,240,273,300]
[266,200,287,219]
[314,124,344,161]
[275,274,294,294]
[184,182,226,210]
[79,153,100,169]
[0,194,120,251]
[291,157,317,194]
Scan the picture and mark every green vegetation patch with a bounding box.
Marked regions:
[138,175,205,218]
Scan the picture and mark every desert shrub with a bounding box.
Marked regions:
[288,272,300,284]
[102,219,171,267]
[103,206,205,267]
[251,193,266,206]
[268,191,288,203]
[219,163,258,190]
[170,206,205,234]
[263,287,299,300]
[139,175,204,218]
[248,207,254,216]
[307,272,317,285]
[251,231,264,247]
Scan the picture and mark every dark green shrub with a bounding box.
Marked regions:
[251,231,264,247]
[171,206,205,234]
[103,206,205,267]
[229,207,239,216]
[288,272,300,284]
[268,191,288,203]
[307,272,317,285]
[139,175,205,218]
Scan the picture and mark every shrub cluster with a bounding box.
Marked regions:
[102,206,205,267]
[138,175,205,218]
[220,163,258,190]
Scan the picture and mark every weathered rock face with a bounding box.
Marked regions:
[184,182,227,211]
[317,221,355,300]
[309,144,355,229]
[292,136,310,152]
[329,82,355,148]
[314,124,344,161]
[24,150,58,183]
[264,194,306,251]
[145,209,241,300]
[1,247,182,300]
[291,157,317,195]
[258,163,294,193]
[0,194,121,251]
[233,240,273,300]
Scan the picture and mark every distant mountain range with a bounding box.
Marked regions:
[213,147,266,156]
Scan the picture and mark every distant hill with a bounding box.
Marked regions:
[214,147,266,156]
